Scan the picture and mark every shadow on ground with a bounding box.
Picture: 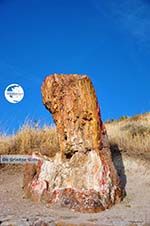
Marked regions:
[110,144,127,193]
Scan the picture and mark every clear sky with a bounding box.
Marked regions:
[0,0,150,134]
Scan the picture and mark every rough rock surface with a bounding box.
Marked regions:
[23,74,123,212]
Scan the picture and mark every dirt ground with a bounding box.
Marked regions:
[0,152,150,226]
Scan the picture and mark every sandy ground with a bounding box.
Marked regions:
[0,152,150,226]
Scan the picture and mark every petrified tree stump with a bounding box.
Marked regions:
[23,74,123,212]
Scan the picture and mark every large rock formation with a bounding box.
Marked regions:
[23,74,123,212]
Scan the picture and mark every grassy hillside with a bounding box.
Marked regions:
[0,113,150,160]
[106,112,150,159]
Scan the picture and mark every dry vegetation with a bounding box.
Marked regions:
[0,113,150,160]
[106,112,150,160]
[0,123,59,158]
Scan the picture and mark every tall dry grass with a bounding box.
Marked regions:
[105,113,150,158]
[0,123,60,157]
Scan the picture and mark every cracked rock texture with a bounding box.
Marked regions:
[23,74,123,212]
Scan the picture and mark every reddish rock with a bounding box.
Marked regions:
[41,74,103,156]
[24,74,123,212]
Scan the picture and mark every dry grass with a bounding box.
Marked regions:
[0,123,60,157]
[0,113,150,160]
[105,112,150,159]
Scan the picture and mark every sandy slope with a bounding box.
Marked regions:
[0,152,150,226]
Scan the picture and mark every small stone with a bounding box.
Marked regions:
[32,220,49,226]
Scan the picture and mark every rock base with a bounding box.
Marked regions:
[24,150,122,213]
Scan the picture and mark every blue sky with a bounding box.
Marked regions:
[0,0,150,134]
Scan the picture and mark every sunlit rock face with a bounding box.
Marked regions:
[23,74,123,212]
